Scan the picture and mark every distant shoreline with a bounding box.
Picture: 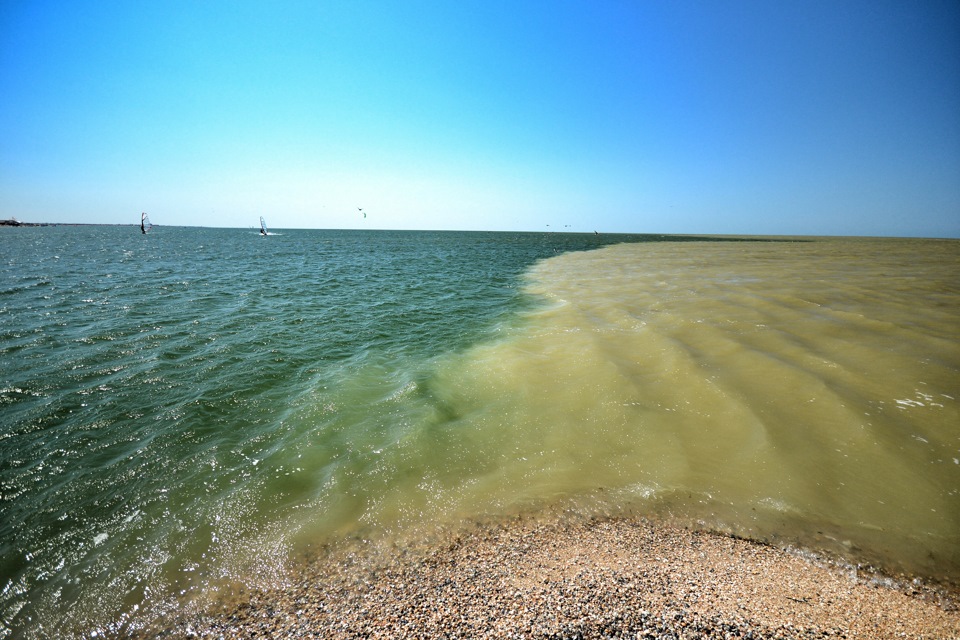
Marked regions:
[1,219,54,227]
[0,219,138,228]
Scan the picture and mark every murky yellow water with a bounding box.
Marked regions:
[408,237,960,581]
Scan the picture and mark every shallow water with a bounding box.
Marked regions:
[1,228,957,638]
[484,239,960,576]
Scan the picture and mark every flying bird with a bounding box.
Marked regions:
[358,207,366,218]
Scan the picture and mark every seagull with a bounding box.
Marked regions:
[358,207,366,218]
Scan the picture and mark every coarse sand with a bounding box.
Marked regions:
[151,513,959,639]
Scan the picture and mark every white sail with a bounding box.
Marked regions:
[140,212,151,234]
[260,216,267,235]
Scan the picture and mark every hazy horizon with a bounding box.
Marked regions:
[6,219,960,241]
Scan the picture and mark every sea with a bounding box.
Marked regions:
[1,226,958,638]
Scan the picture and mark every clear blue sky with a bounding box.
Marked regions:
[2,1,959,236]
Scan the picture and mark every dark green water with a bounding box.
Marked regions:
[1,228,958,638]
[0,226,648,637]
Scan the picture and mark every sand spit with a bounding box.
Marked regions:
[154,515,959,639]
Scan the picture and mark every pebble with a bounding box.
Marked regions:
[139,513,959,639]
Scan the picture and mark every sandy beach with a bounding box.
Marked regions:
[150,512,959,639]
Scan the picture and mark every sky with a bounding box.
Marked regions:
[1,1,959,237]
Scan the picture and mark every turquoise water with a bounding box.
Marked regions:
[1,228,958,638]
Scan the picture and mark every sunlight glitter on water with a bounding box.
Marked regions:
[3,230,958,638]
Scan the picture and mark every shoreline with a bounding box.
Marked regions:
[145,512,959,639]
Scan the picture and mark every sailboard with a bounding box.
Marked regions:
[259,216,268,236]
[140,212,152,234]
